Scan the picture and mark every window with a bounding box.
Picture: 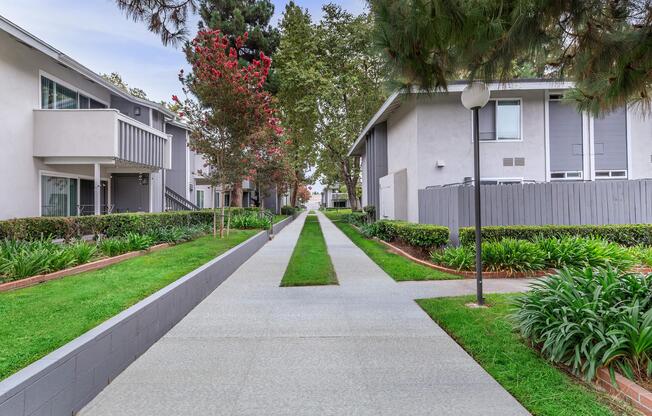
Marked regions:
[41,75,107,110]
[41,175,78,216]
[196,190,205,208]
[477,99,521,141]
[551,171,582,180]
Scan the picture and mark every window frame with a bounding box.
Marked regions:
[39,70,109,109]
[196,190,205,208]
[38,170,110,217]
[471,97,523,143]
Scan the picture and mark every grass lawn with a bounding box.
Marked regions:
[281,215,337,286]
[417,294,629,416]
[0,230,258,380]
[324,212,459,281]
[273,214,289,224]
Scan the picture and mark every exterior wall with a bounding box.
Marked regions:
[110,95,151,128]
[365,122,388,215]
[628,109,652,179]
[386,96,419,221]
[165,124,189,197]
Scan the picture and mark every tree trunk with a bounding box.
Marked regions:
[289,173,300,207]
[212,185,217,237]
[231,181,243,207]
[341,159,360,211]
[226,207,231,237]
[219,190,225,238]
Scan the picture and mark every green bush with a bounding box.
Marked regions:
[228,214,271,229]
[280,205,296,216]
[431,246,474,270]
[98,238,130,257]
[513,268,652,382]
[394,223,449,249]
[459,224,652,247]
[482,239,546,273]
[628,245,652,267]
[342,212,368,226]
[536,236,636,270]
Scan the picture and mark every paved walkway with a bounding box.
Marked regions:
[81,212,529,416]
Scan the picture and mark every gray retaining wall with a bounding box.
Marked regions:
[0,217,294,416]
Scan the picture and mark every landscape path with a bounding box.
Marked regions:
[81,211,529,416]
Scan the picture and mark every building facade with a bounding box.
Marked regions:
[350,80,652,222]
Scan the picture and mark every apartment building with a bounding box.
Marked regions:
[349,80,652,223]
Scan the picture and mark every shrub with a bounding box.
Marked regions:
[98,238,130,257]
[65,240,98,265]
[363,205,376,219]
[431,246,474,270]
[536,236,635,270]
[482,239,546,273]
[394,223,449,249]
[513,268,652,382]
[280,205,296,216]
[229,214,271,229]
[628,245,652,267]
[459,224,652,247]
[343,212,368,226]
[124,233,154,251]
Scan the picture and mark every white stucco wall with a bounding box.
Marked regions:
[386,96,419,221]
[627,109,652,179]
[0,30,113,219]
[360,153,368,207]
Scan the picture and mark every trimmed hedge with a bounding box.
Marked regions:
[0,209,267,241]
[459,224,652,247]
[364,220,449,249]
[280,205,296,216]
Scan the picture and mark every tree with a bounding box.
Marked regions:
[198,0,280,93]
[101,72,149,99]
[296,184,311,205]
[176,29,282,236]
[114,0,197,46]
[313,4,386,210]
[275,2,320,207]
[371,0,652,114]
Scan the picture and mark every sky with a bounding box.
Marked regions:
[0,0,366,103]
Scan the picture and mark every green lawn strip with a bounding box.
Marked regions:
[325,212,459,281]
[0,230,258,380]
[417,294,622,416]
[273,214,289,224]
[281,216,337,286]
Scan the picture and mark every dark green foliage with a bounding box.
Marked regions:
[280,205,296,216]
[536,236,636,270]
[482,239,546,273]
[394,222,449,249]
[459,224,652,247]
[0,211,217,241]
[228,214,271,229]
[431,246,474,271]
[513,268,652,383]
[342,212,368,226]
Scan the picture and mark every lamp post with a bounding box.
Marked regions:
[461,82,490,306]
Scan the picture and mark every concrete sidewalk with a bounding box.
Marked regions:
[81,211,529,416]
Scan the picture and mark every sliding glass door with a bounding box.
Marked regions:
[41,175,78,217]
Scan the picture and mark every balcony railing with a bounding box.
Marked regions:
[34,109,171,170]
[331,192,348,201]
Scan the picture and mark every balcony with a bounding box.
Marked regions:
[331,192,348,201]
[33,109,171,170]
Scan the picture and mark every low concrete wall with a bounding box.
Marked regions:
[0,222,289,416]
[272,215,294,235]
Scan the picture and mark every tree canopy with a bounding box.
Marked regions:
[371,0,652,114]
[114,0,197,46]
[101,72,149,99]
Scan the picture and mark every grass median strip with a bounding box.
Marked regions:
[0,230,258,380]
[281,215,337,286]
[417,294,628,416]
[324,212,459,281]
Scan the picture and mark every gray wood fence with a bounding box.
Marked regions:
[418,180,652,244]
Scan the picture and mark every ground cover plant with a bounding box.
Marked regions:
[418,294,628,416]
[513,268,652,384]
[325,212,458,281]
[432,237,640,274]
[0,230,258,380]
[281,215,337,286]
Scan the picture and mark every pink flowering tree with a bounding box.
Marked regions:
[175,29,284,236]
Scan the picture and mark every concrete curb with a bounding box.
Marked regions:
[0,219,294,416]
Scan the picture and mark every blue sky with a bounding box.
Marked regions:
[0,0,366,103]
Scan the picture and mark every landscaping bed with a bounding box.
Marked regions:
[418,294,636,416]
[281,215,337,286]
[324,211,458,281]
[0,230,258,380]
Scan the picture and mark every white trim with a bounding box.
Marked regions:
[479,177,524,184]
[39,70,109,108]
[587,112,595,180]
[149,108,153,128]
[544,89,551,181]
[185,130,191,200]
[470,98,524,143]
[626,105,632,178]
[549,171,583,181]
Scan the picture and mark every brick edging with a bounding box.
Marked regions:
[0,218,296,416]
[0,243,171,292]
[596,368,652,415]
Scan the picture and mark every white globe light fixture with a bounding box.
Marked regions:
[461,82,490,110]
[461,81,490,306]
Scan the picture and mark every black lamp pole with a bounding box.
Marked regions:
[472,106,483,306]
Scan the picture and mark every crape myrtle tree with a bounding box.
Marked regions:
[175,29,283,237]
[371,0,652,115]
[313,4,386,211]
[296,184,312,205]
[274,2,320,208]
[198,0,281,205]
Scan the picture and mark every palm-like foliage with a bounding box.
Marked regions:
[371,0,652,114]
[513,268,652,382]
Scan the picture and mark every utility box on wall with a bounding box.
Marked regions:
[379,169,407,220]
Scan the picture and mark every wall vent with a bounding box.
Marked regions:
[503,158,514,166]
[514,157,525,166]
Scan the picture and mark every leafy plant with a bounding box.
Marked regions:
[431,246,474,270]
[98,238,130,257]
[536,236,635,270]
[482,239,545,273]
[229,214,271,229]
[628,245,652,267]
[513,268,652,383]
[124,233,153,251]
[65,240,98,265]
